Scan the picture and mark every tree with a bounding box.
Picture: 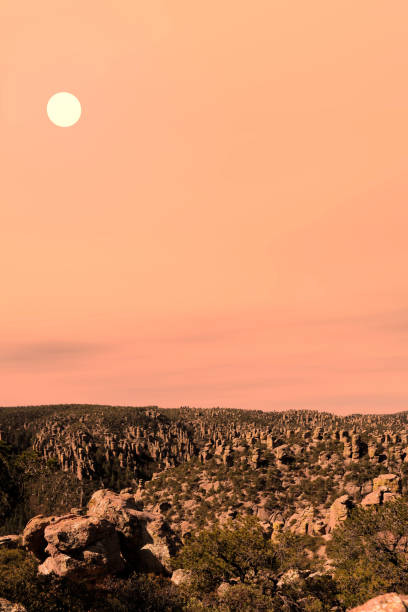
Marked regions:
[327,497,408,608]
[172,516,277,593]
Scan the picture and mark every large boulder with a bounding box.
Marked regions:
[349,592,408,611]
[23,489,178,582]
[22,515,56,560]
[38,514,124,581]
[43,515,115,552]
[0,600,26,612]
[137,511,179,573]
[361,490,383,507]
[87,489,177,573]
[361,475,401,507]
[373,474,401,493]
[88,489,144,540]
[287,506,317,535]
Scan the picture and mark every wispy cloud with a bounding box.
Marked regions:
[0,342,110,368]
[301,307,408,332]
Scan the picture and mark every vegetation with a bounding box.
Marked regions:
[328,497,408,608]
[0,548,186,612]
[0,405,407,610]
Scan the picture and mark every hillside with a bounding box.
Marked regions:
[0,405,408,610]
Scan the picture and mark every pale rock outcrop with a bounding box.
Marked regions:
[257,506,271,522]
[38,514,124,581]
[349,592,408,611]
[344,482,360,498]
[373,473,401,493]
[23,489,178,582]
[328,495,353,532]
[22,514,56,560]
[87,489,144,539]
[43,515,117,552]
[361,481,373,496]
[0,600,26,612]
[287,506,316,535]
[171,568,192,586]
[217,582,232,598]
[87,489,176,572]
[361,490,383,506]
[0,535,20,549]
[137,512,175,573]
[361,474,401,506]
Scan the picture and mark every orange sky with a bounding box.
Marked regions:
[1,1,408,413]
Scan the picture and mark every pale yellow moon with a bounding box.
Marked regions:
[47,92,81,127]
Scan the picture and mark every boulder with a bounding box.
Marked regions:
[328,495,353,532]
[136,513,175,573]
[257,506,271,522]
[171,568,192,586]
[87,489,145,541]
[344,482,360,497]
[217,582,232,598]
[22,515,56,560]
[349,592,408,611]
[361,481,373,496]
[361,490,383,506]
[38,514,124,581]
[0,600,26,612]
[0,535,20,549]
[87,489,177,572]
[384,491,399,503]
[43,515,117,552]
[373,474,401,493]
[287,506,316,535]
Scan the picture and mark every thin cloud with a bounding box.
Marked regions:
[125,376,304,395]
[0,342,110,367]
[301,307,408,331]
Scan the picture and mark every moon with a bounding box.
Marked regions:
[47,92,81,127]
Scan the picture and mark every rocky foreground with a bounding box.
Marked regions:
[22,488,175,581]
[349,593,408,611]
[0,485,407,610]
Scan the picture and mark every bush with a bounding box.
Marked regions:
[0,550,186,612]
[0,549,90,611]
[172,516,277,593]
[328,497,408,608]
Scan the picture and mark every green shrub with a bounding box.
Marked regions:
[172,516,277,593]
[328,497,408,608]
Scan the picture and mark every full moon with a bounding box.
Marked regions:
[47,92,81,127]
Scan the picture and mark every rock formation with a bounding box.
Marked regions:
[349,592,408,611]
[0,601,26,612]
[328,494,353,532]
[23,489,177,581]
[38,514,124,581]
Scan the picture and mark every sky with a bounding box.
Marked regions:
[1,1,408,413]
